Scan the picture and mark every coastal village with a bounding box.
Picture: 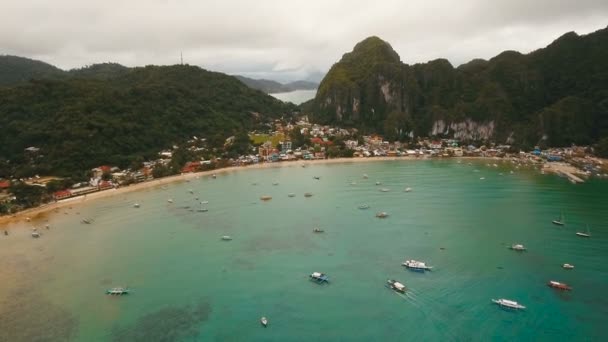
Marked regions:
[1,117,607,216]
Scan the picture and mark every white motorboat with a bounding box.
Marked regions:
[167,198,174,203]
[363,174,369,179]
[376,212,389,218]
[509,244,526,251]
[492,298,526,310]
[562,263,574,269]
[387,279,406,293]
[402,260,433,271]
[358,204,370,210]
[260,316,268,327]
[404,187,412,192]
[576,225,591,238]
[31,230,40,238]
[133,203,140,208]
[106,287,130,295]
[221,236,233,241]
[380,188,390,192]
[288,193,295,197]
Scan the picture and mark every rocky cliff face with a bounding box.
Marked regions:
[311,27,608,146]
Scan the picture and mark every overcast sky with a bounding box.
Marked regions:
[2,0,607,82]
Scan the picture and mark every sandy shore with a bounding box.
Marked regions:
[1,156,503,228]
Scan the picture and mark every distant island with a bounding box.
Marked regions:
[234,75,318,93]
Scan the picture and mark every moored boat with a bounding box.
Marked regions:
[304,192,313,197]
[576,225,591,238]
[492,298,526,310]
[106,287,130,295]
[386,279,406,293]
[404,187,412,192]
[310,272,329,283]
[81,218,93,224]
[221,235,233,241]
[562,263,574,269]
[260,316,268,327]
[363,174,368,179]
[380,188,390,192]
[31,230,40,238]
[376,212,389,218]
[133,203,140,208]
[288,193,296,197]
[313,176,320,180]
[313,228,324,233]
[509,244,526,251]
[167,198,174,203]
[197,208,209,212]
[402,260,433,271]
[552,212,565,226]
[260,195,272,201]
[358,204,370,210]
[547,280,572,291]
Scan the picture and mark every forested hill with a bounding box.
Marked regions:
[0,65,292,177]
[312,26,608,148]
[235,75,318,93]
[0,55,66,86]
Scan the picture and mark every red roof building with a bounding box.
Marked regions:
[0,181,10,189]
[310,137,333,146]
[181,161,201,173]
[98,181,113,190]
[53,190,72,200]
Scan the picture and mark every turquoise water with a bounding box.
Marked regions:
[1,160,607,341]
[269,89,316,104]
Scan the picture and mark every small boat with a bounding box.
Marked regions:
[167,198,174,203]
[272,182,279,185]
[492,298,526,310]
[106,287,130,295]
[375,181,381,185]
[200,200,209,204]
[547,280,572,291]
[313,176,320,180]
[260,316,268,327]
[221,236,233,241]
[260,195,272,201]
[350,181,357,185]
[402,260,433,271]
[288,193,296,197]
[358,204,370,210]
[363,174,368,179]
[188,189,194,194]
[45,224,50,230]
[404,187,412,192]
[509,244,526,251]
[304,193,313,197]
[480,177,485,180]
[576,225,591,238]
[81,218,93,224]
[310,272,329,283]
[380,188,390,192]
[386,279,406,293]
[313,228,324,233]
[562,263,575,269]
[133,203,140,208]
[212,174,217,179]
[375,212,389,218]
[31,230,40,238]
[552,212,565,226]
[3,230,7,236]
[197,208,209,212]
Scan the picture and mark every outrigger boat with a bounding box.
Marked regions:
[552,212,565,226]
[402,260,433,271]
[547,280,572,291]
[387,279,406,293]
[310,272,329,284]
[509,244,526,251]
[492,298,526,310]
[260,316,268,327]
[106,287,130,295]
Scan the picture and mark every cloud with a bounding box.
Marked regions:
[1,0,606,81]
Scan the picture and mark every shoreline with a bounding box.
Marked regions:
[0,156,540,228]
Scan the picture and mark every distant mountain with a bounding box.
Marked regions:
[0,65,293,177]
[312,27,608,148]
[0,55,66,86]
[235,75,318,93]
[0,56,133,86]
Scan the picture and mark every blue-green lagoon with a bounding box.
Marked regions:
[1,160,607,341]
